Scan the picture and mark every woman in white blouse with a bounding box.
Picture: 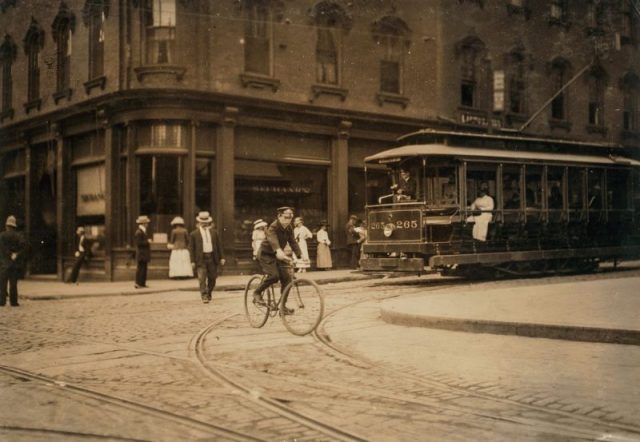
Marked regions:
[315,220,332,270]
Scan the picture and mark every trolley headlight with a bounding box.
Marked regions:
[383,223,395,237]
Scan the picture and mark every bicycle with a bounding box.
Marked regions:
[244,262,324,336]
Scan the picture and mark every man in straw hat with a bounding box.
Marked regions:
[189,211,225,304]
[68,226,91,284]
[252,219,268,260]
[0,215,26,307]
[252,207,302,313]
[134,215,151,288]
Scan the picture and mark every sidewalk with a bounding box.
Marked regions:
[380,275,640,346]
[20,269,376,301]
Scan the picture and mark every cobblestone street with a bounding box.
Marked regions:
[1,270,639,441]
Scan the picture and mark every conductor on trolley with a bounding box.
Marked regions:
[391,168,416,201]
[252,207,303,313]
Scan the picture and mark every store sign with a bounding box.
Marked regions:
[239,185,312,194]
[77,165,106,216]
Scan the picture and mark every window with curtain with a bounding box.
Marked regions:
[54,23,72,93]
[622,73,639,131]
[85,0,106,79]
[24,20,44,103]
[146,0,176,64]
[458,37,485,108]
[550,58,569,120]
[373,16,410,95]
[0,35,16,114]
[244,0,271,75]
[313,1,349,85]
[588,68,606,126]
[508,50,526,114]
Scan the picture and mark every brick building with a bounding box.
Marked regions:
[0,0,638,280]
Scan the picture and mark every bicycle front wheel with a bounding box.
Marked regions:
[244,275,270,328]
[280,278,324,336]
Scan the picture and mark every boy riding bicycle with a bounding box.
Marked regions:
[253,207,308,313]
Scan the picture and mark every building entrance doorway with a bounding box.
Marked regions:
[29,144,57,274]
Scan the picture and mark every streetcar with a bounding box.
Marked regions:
[360,130,640,277]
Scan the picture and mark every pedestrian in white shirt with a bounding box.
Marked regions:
[316,220,332,270]
[293,217,312,272]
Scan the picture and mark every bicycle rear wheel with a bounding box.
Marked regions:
[280,278,324,336]
[244,275,270,328]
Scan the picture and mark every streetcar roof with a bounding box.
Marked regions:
[364,144,640,167]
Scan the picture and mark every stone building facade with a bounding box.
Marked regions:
[0,0,638,280]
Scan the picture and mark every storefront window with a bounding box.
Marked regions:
[139,155,183,239]
[195,157,213,214]
[234,160,327,244]
[75,164,106,255]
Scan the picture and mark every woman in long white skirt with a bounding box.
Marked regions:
[168,217,193,278]
[316,221,332,270]
[293,217,312,272]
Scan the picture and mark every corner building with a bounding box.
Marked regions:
[0,0,638,280]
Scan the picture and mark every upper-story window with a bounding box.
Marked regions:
[458,36,486,108]
[550,0,568,22]
[312,1,351,86]
[83,0,107,80]
[587,0,606,34]
[507,49,527,115]
[622,72,639,132]
[145,0,176,64]
[372,16,410,95]
[244,0,271,75]
[23,18,45,104]
[587,66,607,127]
[52,2,76,95]
[550,57,570,121]
[0,35,17,116]
[620,0,637,45]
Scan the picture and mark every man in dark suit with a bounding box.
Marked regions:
[391,168,417,201]
[134,215,151,288]
[68,226,91,284]
[345,214,360,269]
[0,215,26,307]
[189,211,225,303]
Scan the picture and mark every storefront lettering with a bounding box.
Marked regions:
[239,185,312,194]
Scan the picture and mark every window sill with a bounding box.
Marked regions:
[586,124,608,135]
[84,76,107,94]
[505,112,528,125]
[239,73,280,92]
[134,65,186,82]
[621,130,640,141]
[376,92,409,109]
[0,108,14,122]
[24,98,42,114]
[585,26,605,37]
[547,16,570,29]
[310,84,348,102]
[506,4,530,19]
[53,88,73,104]
[548,119,572,131]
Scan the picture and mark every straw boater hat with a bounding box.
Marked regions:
[5,215,17,228]
[136,215,151,224]
[196,211,213,224]
[171,216,185,226]
[76,226,85,234]
[253,219,267,229]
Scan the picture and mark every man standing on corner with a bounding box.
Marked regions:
[345,214,360,269]
[189,211,225,304]
[0,215,26,307]
[134,215,151,289]
[68,226,90,284]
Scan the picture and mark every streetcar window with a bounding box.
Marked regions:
[587,168,604,210]
[502,165,521,210]
[547,167,564,210]
[606,169,629,210]
[525,165,543,209]
[568,168,585,210]
[466,163,497,205]
[390,163,421,202]
[425,166,457,206]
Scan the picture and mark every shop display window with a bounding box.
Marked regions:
[234,160,327,244]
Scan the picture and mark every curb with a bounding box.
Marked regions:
[380,308,640,346]
[23,274,379,301]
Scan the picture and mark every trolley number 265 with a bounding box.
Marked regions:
[371,220,419,230]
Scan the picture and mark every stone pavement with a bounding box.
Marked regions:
[19,269,375,300]
[381,274,640,345]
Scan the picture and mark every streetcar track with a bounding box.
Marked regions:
[312,286,640,438]
[0,364,262,442]
[0,425,150,441]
